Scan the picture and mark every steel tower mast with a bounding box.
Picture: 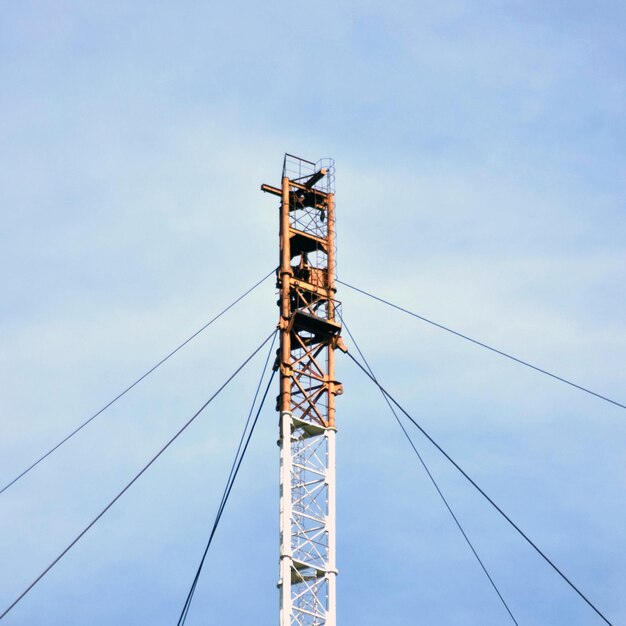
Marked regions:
[262,154,345,626]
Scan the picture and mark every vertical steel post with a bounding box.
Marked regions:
[262,155,343,626]
[278,173,294,624]
[279,175,293,413]
[279,407,294,623]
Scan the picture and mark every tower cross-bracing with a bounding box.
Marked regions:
[262,154,345,626]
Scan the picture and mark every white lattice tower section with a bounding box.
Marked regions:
[280,415,337,625]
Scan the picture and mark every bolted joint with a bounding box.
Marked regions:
[328,381,344,397]
[280,362,293,377]
[332,336,349,353]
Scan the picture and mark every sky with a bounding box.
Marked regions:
[0,1,625,624]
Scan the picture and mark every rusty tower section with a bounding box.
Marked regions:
[262,154,343,626]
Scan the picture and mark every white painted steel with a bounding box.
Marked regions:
[279,410,294,624]
[279,412,336,626]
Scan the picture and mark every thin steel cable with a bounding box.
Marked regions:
[338,280,625,412]
[177,361,277,625]
[0,269,275,496]
[207,331,277,530]
[346,351,614,626]
[0,330,276,622]
[340,317,519,625]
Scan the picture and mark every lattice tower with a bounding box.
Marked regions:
[262,154,345,626]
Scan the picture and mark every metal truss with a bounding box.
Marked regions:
[263,154,344,626]
[280,413,336,626]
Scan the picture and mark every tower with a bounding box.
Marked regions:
[262,154,344,625]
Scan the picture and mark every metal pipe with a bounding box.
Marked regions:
[279,176,292,413]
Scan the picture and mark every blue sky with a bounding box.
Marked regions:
[1,1,624,624]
